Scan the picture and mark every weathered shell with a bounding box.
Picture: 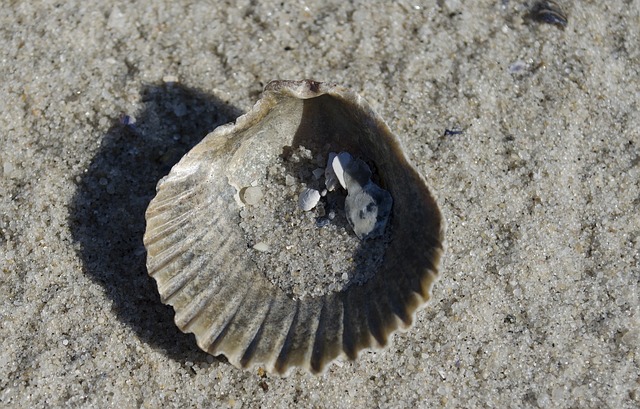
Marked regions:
[143,80,444,375]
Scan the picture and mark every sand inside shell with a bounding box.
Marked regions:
[238,146,391,300]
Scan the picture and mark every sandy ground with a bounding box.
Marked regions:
[1,1,639,408]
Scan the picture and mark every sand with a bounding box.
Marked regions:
[1,1,638,407]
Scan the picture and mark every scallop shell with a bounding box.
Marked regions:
[144,80,444,375]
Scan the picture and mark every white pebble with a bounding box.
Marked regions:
[324,152,339,191]
[253,242,270,252]
[285,175,295,186]
[162,75,179,83]
[298,188,321,211]
[332,151,353,189]
[3,161,14,177]
[241,186,263,205]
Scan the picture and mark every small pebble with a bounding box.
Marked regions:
[119,114,136,126]
[3,161,14,177]
[312,168,324,180]
[528,0,568,28]
[163,75,179,83]
[285,175,295,186]
[241,186,264,205]
[298,188,321,211]
[253,242,270,252]
[343,158,372,188]
[509,60,527,74]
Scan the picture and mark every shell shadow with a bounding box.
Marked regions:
[69,83,242,361]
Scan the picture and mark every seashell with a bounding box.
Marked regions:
[143,79,444,375]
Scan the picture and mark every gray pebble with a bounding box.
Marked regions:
[343,157,373,188]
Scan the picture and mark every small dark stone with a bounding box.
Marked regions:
[528,1,568,28]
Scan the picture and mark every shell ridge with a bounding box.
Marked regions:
[364,292,387,347]
[308,293,345,373]
[278,299,323,374]
[238,293,276,368]
[341,291,372,360]
[144,208,196,246]
[256,294,299,373]
[146,219,211,277]
[418,248,444,298]
[147,247,193,277]
[402,243,440,300]
[174,255,229,329]
[382,270,412,325]
[274,300,301,374]
[215,280,275,365]
[367,282,400,340]
[146,186,198,215]
[309,298,329,373]
[157,256,201,305]
[158,230,240,308]
[156,161,201,186]
[201,275,255,352]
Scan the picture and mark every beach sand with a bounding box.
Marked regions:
[1,1,638,407]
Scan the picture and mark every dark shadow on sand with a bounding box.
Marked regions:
[69,83,241,362]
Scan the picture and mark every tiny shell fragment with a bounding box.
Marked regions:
[298,188,321,211]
